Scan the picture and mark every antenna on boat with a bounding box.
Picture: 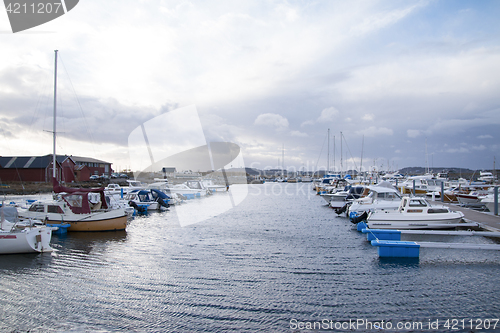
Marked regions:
[53,50,58,180]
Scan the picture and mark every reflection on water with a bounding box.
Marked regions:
[1,183,500,332]
[0,252,54,273]
[52,230,128,254]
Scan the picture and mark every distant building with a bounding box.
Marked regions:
[0,154,113,183]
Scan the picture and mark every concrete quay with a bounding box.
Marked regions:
[436,201,500,232]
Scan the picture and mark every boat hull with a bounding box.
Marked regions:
[367,214,464,229]
[45,214,127,232]
[366,221,470,230]
[0,227,53,254]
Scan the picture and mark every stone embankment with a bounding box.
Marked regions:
[0,181,111,195]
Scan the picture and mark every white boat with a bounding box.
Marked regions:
[480,191,499,213]
[347,181,402,217]
[456,190,488,208]
[147,178,208,198]
[104,183,126,195]
[125,180,147,191]
[365,196,465,229]
[478,171,496,183]
[325,185,367,209]
[123,189,170,212]
[19,179,128,232]
[1,206,54,254]
[398,174,435,195]
[201,179,228,193]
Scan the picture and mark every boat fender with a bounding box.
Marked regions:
[350,211,368,224]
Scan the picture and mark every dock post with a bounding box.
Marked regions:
[441,182,444,202]
[495,186,498,216]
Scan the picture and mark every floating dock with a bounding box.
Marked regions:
[359,203,500,258]
[362,228,500,241]
[371,239,500,258]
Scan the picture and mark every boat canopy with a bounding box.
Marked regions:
[53,177,109,213]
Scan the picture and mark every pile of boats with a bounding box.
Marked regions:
[1,177,228,255]
[314,173,498,230]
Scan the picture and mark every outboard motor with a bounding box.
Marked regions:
[350,211,368,224]
[128,200,146,213]
[156,197,170,209]
[335,203,349,215]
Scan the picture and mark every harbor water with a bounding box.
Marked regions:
[1,183,500,332]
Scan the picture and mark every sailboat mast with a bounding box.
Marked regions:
[333,135,335,173]
[360,135,364,179]
[327,129,330,173]
[282,144,284,174]
[53,50,58,180]
[340,131,343,177]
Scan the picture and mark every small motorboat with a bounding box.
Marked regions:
[1,206,55,254]
[347,181,402,219]
[19,178,128,232]
[365,196,465,229]
[124,189,170,212]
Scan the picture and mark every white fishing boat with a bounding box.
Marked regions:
[365,196,465,229]
[347,181,402,217]
[1,206,54,254]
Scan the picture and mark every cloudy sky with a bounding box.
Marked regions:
[1,0,499,174]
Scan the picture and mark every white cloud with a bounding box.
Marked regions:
[300,120,315,127]
[301,106,339,126]
[362,113,374,121]
[477,134,493,139]
[290,130,308,137]
[446,147,470,153]
[356,126,393,137]
[254,113,289,130]
[317,107,339,122]
[471,144,486,151]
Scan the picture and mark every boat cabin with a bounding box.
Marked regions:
[398,197,449,214]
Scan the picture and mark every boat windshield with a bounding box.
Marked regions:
[408,199,427,207]
[28,204,45,212]
[64,194,83,208]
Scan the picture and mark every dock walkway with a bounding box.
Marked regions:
[435,201,500,231]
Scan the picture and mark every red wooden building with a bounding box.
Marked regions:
[0,155,112,183]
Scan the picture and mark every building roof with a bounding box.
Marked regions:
[69,156,112,164]
[0,154,111,169]
[0,155,73,169]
